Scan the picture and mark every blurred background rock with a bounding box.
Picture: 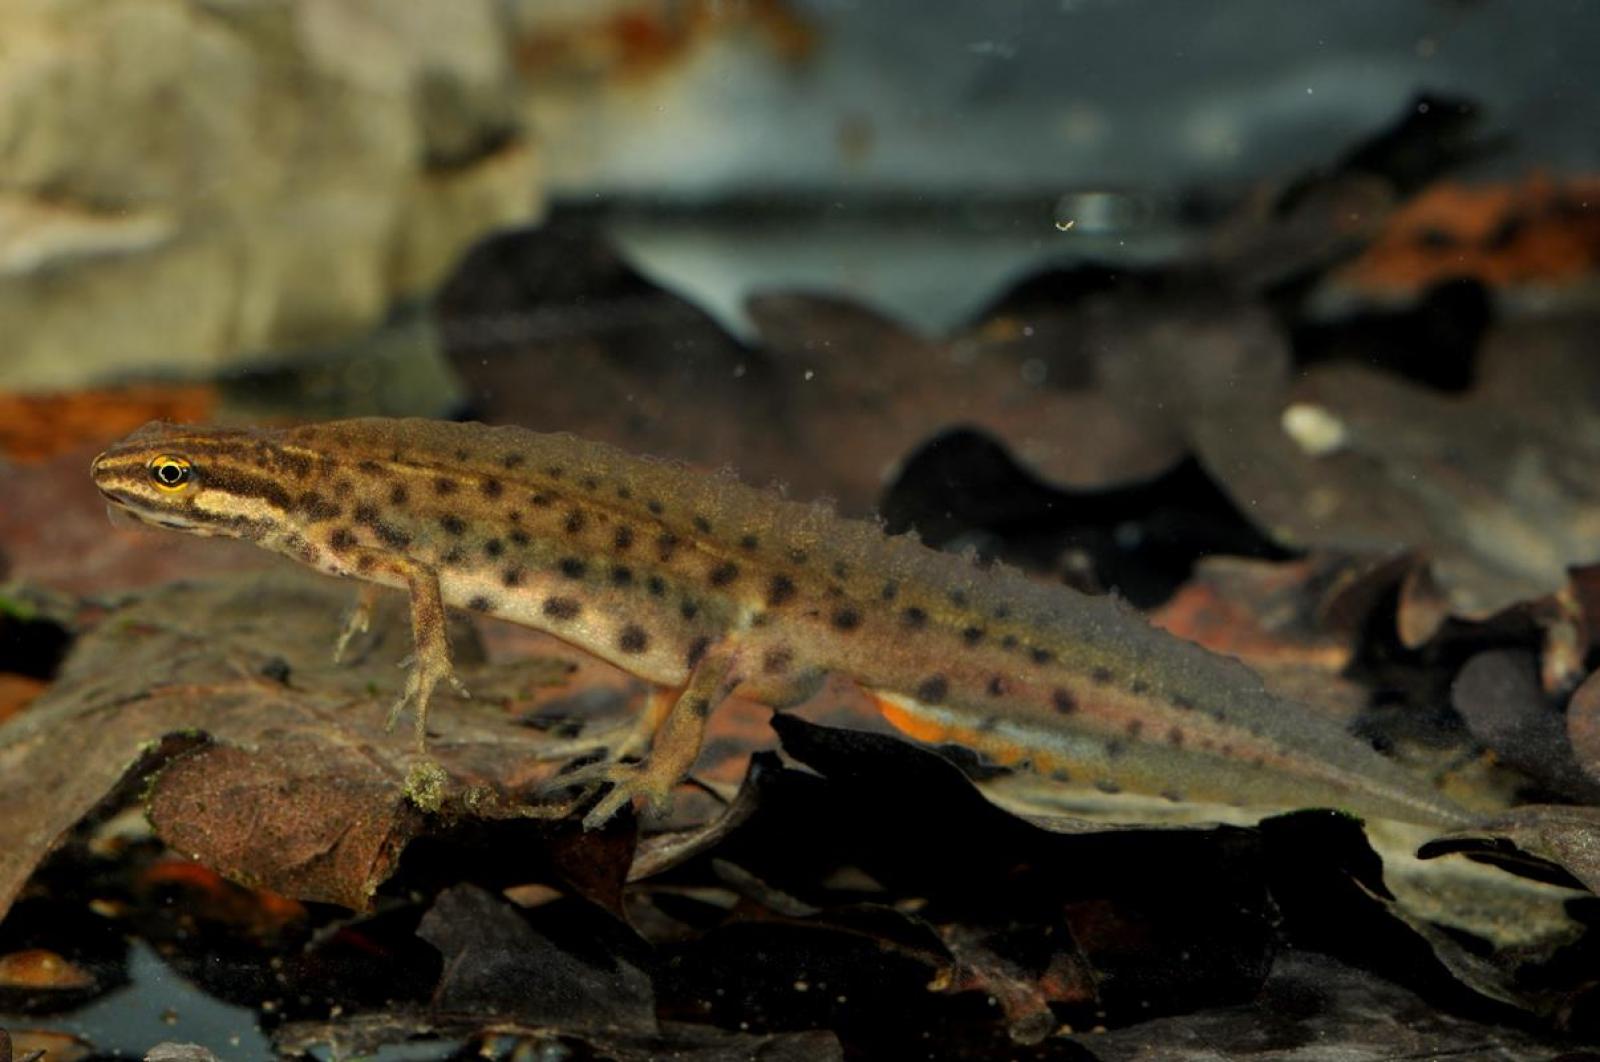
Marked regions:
[1,0,1596,395]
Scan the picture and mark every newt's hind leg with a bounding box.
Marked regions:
[529,686,675,764]
[548,645,742,830]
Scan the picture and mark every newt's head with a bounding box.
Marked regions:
[91,421,296,540]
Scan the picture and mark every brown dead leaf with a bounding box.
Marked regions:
[1191,316,1600,622]
[441,223,1290,517]
[0,385,216,464]
[1566,666,1600,788]
[1450,650,1600,803]
[1330,176,1600,298]
[0,570,598,922]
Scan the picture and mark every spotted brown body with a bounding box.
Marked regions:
[91,418,1472,828]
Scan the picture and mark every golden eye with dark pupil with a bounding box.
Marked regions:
[149,456,192,491]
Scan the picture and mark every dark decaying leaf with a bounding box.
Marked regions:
[1566,665,1600,788]
[417,883,656,1033]
[1451,650,1600,803]
[1422,805,1600,897]
[0,570,606,922]
[440,220,1295,517]
[1191,317,1600,623]
[273,1011,845,1062]
[1062,951,1585,1061]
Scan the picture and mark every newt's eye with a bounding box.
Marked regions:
[149,455,193,492]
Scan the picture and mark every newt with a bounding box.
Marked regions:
[90,418,1473,829]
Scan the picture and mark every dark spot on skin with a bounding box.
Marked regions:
[616,486,631,500]
[389,483,408,506]
[564,511,586,535]
[543,596,579,620]
[948,588,969,607]
[618,624,649,654]
[693,515,712,533]
[455,449,469,461]
[613,526,634,550]
[558,557,586,579]
[962,627,984,646]
[1029,648,1054,665]
[832,561,848,580]
[467,595,493,612]
[993,605,1011,620]
[357,459,385,476]
[915,675,949,704]
[353,503,378,525]
[546,466,564,479]
[329,527,356,551]
[485,538,504,558]
[1125,720,1144,739]
[987,676,1007,697]
[901,607,927,629]
[656,532,679,559]
[831,607,862,632]
[507,510,522,524]
[766,574,796,607]
[531,492,552,507]
[1168,726,1185,747]
[739,534,759,550]
[279,451,314,478]
[881,581,898,601]
[826,585,844,598]
[1219,744,1234,758]
[1130,679,1150,696]
[501,453,525,469]
[434,477,457,496]
[647,576,666,597]
[1173,695,1198,712]
[482,478,503,499]
[611,566,633,586]
[762,647,793,674]
[355,554,375,574]
[1051,689,1077,714]
[372,522,410,549]
[440,514,466,536]
[689,697,712,719]
[685,635,711,668]
[298,492,341,522]
[679,600,699,620]
[1091,667,1114,685]
[1106,740,1126,759]
[1160,788,1184,803]
[442,546,465,565]
[502,566,525,588]
[647,499,664,515]
[750,612,769,627]
[709,562,740,587]
[581,477,599,491]
[510,529,530,546]
[1001,635,1019,650]
[1095,779,1122,794]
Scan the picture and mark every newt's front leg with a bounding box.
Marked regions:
[337,550,467,748]
[561,644,743,830]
